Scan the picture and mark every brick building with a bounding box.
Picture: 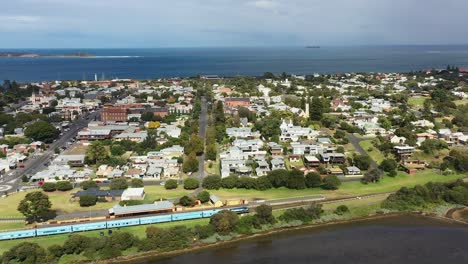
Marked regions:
[101,105,128,122]
[225,98,251,108]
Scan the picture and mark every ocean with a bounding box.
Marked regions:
[1,46,468,82]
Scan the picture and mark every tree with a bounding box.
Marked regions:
[380,159,398,172]
[334,205,350,215]
[420,139,448,154]
[197,190,210,203]
[184,178,200,190]
[361,169,383,184]
[305,172,322,188]
[79,195,97,207]
[41,182,56,192]
[164,179,178,190]
[179,195,195,207]
[185,134,204,155]
[111,144,126,156]
[203,175,222,190]
[193,224,215,239]
[24,121,59,143]
[286,170,306,189]
[56,181,73,191]
[310,96,325,121]
[62,235,91,254]
[2,242,47,264]
[221,175,239,189]
[205,143,217,160]
[267,169,288,188]
[17,191,52,222]
[80,180,98,190]
[322,175,341,190]
[279,203,323,223]
[255,176,273,190]
[47,244,64,259]
[86,141,108,164]
[209,210,239,235]
[110,178,128,190]
[141,111,156,121]
[353,154,372,170]
[183,152,199,173]
[255,204,276,225]
[130,178,144,188]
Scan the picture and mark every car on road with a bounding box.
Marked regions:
[19,164,25,168]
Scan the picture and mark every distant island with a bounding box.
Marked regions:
[305,46,320,48]
[0,52,94,58]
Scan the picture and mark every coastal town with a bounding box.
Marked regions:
[0,68,467,262]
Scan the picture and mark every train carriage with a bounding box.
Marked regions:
[171,211,203,221]
[0,230,36,240]
[139,214,172,225]
[36,226,72,236]
[71,222,108,232]
[106,218,140,228]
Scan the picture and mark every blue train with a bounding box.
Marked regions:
[0,206,249,241]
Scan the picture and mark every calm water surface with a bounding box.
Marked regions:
[2,46,468,81]
[130,215,468,264]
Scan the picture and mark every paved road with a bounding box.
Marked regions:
[1,111,100,193]
[346,132,378,170]
[196,96,208,180]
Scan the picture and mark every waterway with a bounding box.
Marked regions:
[129,215,468,264]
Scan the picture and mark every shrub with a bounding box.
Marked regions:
[179,195,195,207]
[63,235,91,254]
[388,169,398,177]
[322,175,341,190]
[221,175,239,189]
[279,203,323,223]
[209,210,239,235]
[184,178,200,190]
[193,224,215,239]
[197,190,210,203]
[130,178,144,188]
[286,170,306,190]
[47,244,64,259]
[119,200,144,206]
[164,179,178,189]
[255,176,273,190]
[56,181,73,191]
[110,177,128,190]
[305,172,322,188]
[79,195,97,207]
[2,242,47,264]
[202,175,222,190]
[380,159,398,172]
[334,205,350,215]
[41,182,56,192]
[80,180,98,190]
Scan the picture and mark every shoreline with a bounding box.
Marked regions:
[91,212,466,264]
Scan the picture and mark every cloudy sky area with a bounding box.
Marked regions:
[1,0,468,48]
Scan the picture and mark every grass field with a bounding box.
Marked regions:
[212,170,465,201]
[0,186,191,219]
[359,139,385,164]
[0,222,26,231]
[408,96,428,108]
[0,217,209,255]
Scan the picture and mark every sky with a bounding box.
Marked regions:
[1,0,468,48]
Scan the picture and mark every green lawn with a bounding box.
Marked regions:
[144,186,191,202]
[408,96,428,108]
[212,170,465,201]
[0,222,26,231]
[359,139,385,164]
[0,218,209,255]
[0,186,191,219]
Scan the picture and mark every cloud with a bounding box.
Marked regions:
[1,0,468,47]
[0,15,40,23]
[247,0,278,10]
